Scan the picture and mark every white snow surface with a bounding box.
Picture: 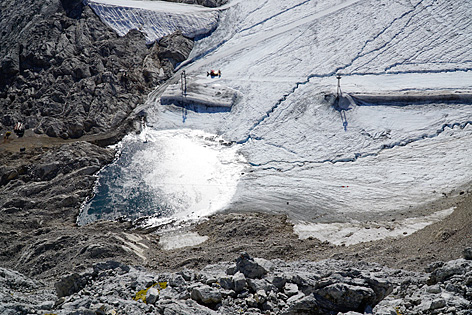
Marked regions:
[85,0,219,43]
[84,0,472,243]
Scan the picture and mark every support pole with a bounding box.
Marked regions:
[336,75,342,98]
[181,71,187,96]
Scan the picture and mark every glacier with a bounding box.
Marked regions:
[81,0,472,243]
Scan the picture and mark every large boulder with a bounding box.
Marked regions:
[190,284,223,305]
[235,252,270,279]
[55,273,87,298]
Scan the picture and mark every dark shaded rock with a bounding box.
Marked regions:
[464,247,472,260]
[157,31,194,68]
[316,283,375,312]
[282,293,320,315]
[235,252,269,279]
[61,0,85,19]
[55,273,86,298]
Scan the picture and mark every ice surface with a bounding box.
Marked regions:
[85,0,219,43]
[151,0,472,218]
[83,0,472,243]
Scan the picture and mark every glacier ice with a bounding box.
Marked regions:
[82,0,472,242]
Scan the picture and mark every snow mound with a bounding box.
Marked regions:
[85,0,219,43]
[161,77,240,109]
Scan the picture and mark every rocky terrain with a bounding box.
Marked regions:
[1,0,472,314]
[3,251,472,314]
[0,0,194,139]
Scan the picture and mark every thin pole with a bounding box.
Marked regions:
[336,75,341,98]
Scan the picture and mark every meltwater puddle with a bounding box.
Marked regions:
[78,129,246,226]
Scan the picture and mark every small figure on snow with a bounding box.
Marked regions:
[207,69,221,78]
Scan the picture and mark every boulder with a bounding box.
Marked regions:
[428,259,469,284]
[146,287,159,305]
[55,273,86,298]
[218,276,234,290]
[272,275,287,290]
[235,252,269,279]
[233,272,246,293]
[157,31,194,67]
[284,282,299,297]
[316,283,376,312]
[282,293,320,315]
[463,247,472,260]
[191,284,223,305]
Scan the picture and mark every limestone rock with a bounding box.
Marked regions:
[191,284,223,305]
[146,287,159,305]
[235,252,269,279]
[233,272,246,293]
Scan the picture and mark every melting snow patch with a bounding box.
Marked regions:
[294,207,455,246]
[159,231,208,250]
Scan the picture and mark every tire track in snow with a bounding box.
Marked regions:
[249,120,472,171]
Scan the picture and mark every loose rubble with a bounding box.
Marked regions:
[3,252,472,314]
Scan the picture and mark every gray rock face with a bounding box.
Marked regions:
[0,0,194,139]
[0,267,56,315]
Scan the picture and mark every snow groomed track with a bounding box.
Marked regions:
[82,0,472,244]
